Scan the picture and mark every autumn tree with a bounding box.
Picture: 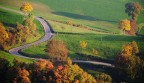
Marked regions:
[129,19,137,35]
[46,39,68,61]
[53,58,97,83]
[125,2,143,20]
[14,68,31,83]
[23,14,37,36]
[16,23,27,43]
[0,23,9,50]
[97,73,112,83]
[114,41,144,82]
[79,41,87,49]
[20,2,33,14]
[33,59,53,71]
[119,19,131,34]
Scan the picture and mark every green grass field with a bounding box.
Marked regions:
[0,50,34,64]
[0,0,135,34]
[22,33,144,60]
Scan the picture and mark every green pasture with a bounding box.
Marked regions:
[22,33,144,60]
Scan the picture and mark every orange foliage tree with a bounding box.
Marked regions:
[0,23,9,49]
[20,2,33,14]
[14,68,31,83]
[0,23,8,43]
[46,39,68,61]
[33,59,53,71]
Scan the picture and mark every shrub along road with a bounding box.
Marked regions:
[0,6,114,67]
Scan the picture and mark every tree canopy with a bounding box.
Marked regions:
[125,2,143,20]
[20,2,33,13]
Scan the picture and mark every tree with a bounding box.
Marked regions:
[79,41,87,49]
[33,59,53,71]
[129,19,137,35]
[97,73,112,83]
[125,2,143,20]
[23,14,37,35]
[115,41,144,82]
[0,23,9,49]
[20,2,33,14]
[14,68,31,83]
[131,41,139,55]
[46,39,68,61]
[119,19,131,34]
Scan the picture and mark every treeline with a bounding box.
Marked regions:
[0,14,36,50]
[0,57,98,83]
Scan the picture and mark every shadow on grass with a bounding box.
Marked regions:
[53,12,117,23]
[0,10,7,14]
[95,35,144,42]
[3,22,16,27]
[54,32,86,35]
[75,53,114,64]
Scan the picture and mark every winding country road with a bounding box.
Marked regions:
[0,6,114,67]
[9,17,53,59]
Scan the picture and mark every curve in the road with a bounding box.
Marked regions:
[9,17,53,59]
[0,6,114,67]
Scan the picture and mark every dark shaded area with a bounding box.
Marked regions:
[95,35,144,42]
[75,63,125,82]
[75,53,114,64]
[87,25,112,33]
[54,32,85,35]
[3,22,16,27]
[53,12,117,23]
[0,10,7,14]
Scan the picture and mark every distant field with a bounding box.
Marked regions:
[0,0,137,34]
[30,0,130,22]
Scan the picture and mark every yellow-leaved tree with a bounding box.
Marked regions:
[20,2,33,14]
[119,19,131,34]
[79,41,87,49]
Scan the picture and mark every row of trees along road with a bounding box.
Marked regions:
[0,2,36,50]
